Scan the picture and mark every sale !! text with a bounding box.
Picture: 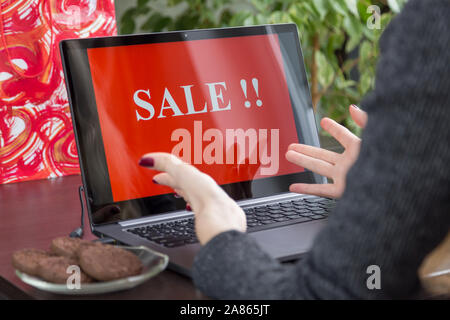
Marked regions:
[133,78,280,176]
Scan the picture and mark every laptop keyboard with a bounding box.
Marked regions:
[126,197,336,248]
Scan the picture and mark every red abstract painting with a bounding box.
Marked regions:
[0,0,116,184]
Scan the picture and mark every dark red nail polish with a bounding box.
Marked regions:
[139,157,154,167]
[152,179,159,185]
[186,204,192,211]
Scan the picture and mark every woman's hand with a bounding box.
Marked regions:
[139,153,246,245]
[286,105,368,198]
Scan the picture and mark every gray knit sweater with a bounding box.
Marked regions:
[191,0,450,299]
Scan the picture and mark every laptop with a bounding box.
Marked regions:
[60,23,334,276]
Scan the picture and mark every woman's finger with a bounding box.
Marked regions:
[174,188,187,199]
[140,152,226,205]
[139,152,192,177]
[320,118,360,149]
[289,183,339,198]
[288,143,340,165]
[152,172,178,190]
[349,104,368,129]
[153,173,194,202]
[286,150,333,178]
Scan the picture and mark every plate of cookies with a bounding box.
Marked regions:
[12,237,169,295]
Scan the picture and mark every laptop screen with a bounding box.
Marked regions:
[61,24,323,225]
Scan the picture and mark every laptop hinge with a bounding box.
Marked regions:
[119,192,314,228]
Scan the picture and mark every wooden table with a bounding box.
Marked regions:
[0,174,206,299]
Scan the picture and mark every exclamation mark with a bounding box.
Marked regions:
[240,79,251,108]
[252,78,263,107]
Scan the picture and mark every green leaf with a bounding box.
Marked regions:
[316,51,335,88]
[326,9,341,29]
[120,8,137,34]
[141,13,172,32]
[360,40,372,60]
[135,5,150,15]
[362,22,376,41]
[120,19,135,35]
[326,32,344,57]
[174,14,200,30]
[387,0,401,13]
[301,2,320,20]
[343,14,362,52]
[357,0,373,22]
[358,40,373,70]
[344,0,359,17]
[313,0,329,21]
[229,12,252,26]
[359,69,373,94]
[341,79,357,89]
[137,0,149,7]
[329,0,348,16]
[289,12,303,27]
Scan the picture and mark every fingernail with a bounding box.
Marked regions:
[152,179,159,185]
[139,157,154,167]
[186,204,192,211]
[174,193,181,198]
[351,104,359,109]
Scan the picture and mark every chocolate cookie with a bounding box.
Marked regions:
[12,249,52,276]
[37,256,93,284]
[50,237,88,259]
[78,244,143,281]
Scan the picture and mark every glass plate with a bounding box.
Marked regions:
[15,245,169,295]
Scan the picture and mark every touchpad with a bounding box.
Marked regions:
[249,220,326,261]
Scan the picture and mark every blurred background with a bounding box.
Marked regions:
[115,0,408,135]
[0,0,408,185]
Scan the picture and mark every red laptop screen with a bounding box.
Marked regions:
[87,34,302,202]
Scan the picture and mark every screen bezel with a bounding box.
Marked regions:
[60,23,325,227]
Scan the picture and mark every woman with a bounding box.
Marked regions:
[139,0,450,299]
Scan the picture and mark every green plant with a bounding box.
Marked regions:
[120,0,408,134]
